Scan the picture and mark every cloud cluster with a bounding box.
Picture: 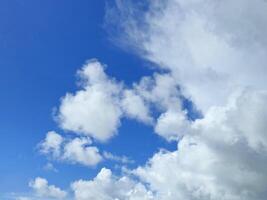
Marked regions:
[57,59,187,142]
[39,131,103,167]
[62,89,267,200]
[39,131,133,168]
[28,0,267,199]
[71,168,153,200]
[29,177,67,199]
[107,0,267,112]
[133,89,267,200]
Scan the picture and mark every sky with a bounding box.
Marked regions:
[1,0,267,200]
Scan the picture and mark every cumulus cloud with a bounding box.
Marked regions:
[39,131,103,167]
[121,89,152,124]
[71,168,153,200]
[70,90,267,200]
[57,59,159,142]
[57,60,123,142]
[56,59,188,142]
[29,177,67,199]
[62,137,103,166]
[155,108,190,141]
[107,0,267,112]
[39,131,63,158]
[132,72,189,140]
[134,89,267,200]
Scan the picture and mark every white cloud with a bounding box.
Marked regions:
[63,137,103,166]
[133,89,267,200]
[29,177,67,199]
[39,131,63,158]
[103,151,134,164]
[56,59,187,142]
[107,0,267,113]
[71,168,153,200]
[155,108,190,141]
[57,59,123,142]
[193,89,267,152]
[43,163,58,172]
[121,89,152,124]
[57,59,160,142]
[134,73,182,111]
[39,131,103,167]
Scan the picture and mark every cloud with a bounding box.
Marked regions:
[71,89,267,200]
[57,60,123,142]
[39,131,133,167]
[154,108,190,141]
[121,89,152,124]
[39,131,63,158]
[62,137,103,166]
[29,177,67,199]
[43,163,58,172]
[39,131,103,167]
[103,151,134,164]
[69,89,267,200]
[71,168,153,200]
[107,0,267,112]
[56,59,187,142]
[133,89,267,200]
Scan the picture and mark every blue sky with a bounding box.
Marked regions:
[1,1,267,200]
[0,0,175,196]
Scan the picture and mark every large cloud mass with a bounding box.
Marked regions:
[100,0,267,199]
[107,0,267,112]
[134,89,267,200]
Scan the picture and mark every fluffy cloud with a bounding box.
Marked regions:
[62,137,103,166]
[107,0,267,113]
[155,108,190,141]
[29,177,67,199]
[133,89,267,200]
[74,89,267,200]
[39,131,133,167]
[39,131,63,158]
[39,131,103,167]
[132,73,189,140]
[56,59,187,142]
[71,168,153,200]
[121,89,152,124]
[134,73,182,111]
[57,60,123,142]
